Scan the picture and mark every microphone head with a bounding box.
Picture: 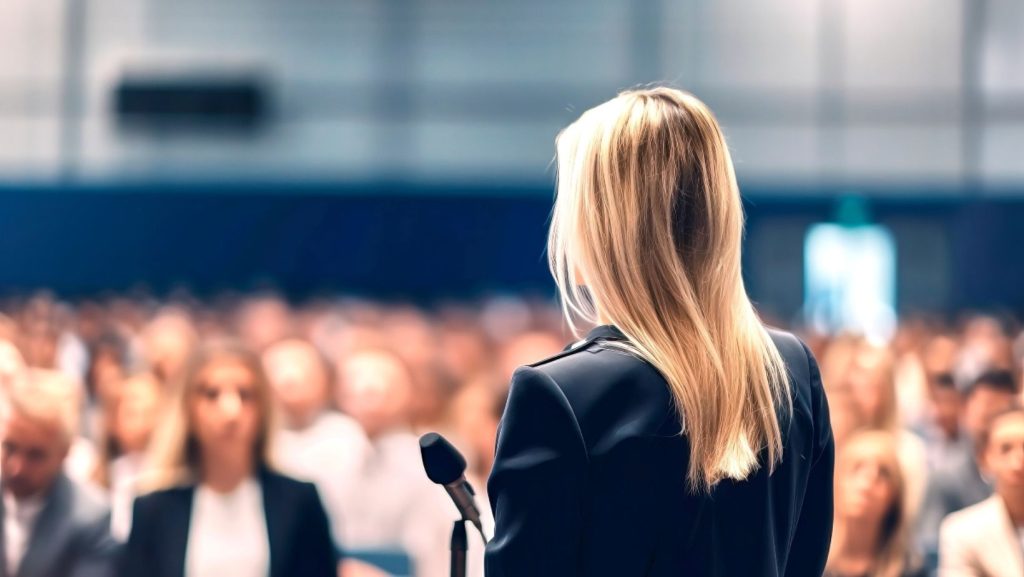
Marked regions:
[419,432,467,485]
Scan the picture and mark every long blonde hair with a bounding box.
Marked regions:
[549,86,790,492]
[828,431,911,577]
[140,340,277,492]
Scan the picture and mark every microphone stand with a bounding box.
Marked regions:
[450,520,468,577]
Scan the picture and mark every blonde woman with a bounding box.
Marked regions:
[121,340,337,577]
[842,343,928,520]
[486,87,835,576]
[827,431,924,577]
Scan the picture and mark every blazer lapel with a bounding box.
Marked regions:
[149,485,193,577]
[260,470,286,577]
[17,476,71,577]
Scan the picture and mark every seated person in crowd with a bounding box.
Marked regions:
[262,338,391,577]
[843,343,929,517]
[939,404,1024,577]
[918,370,1019,556]
[335,348,471,577]
[121,340,337,577]
[826,430,926,577]
[91,371,163,541]
[921,375,974,565]
[0,370,117,577]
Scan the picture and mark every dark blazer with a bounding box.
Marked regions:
[120,468,337,577]
[0,474,117,577]
[486,325,835,577]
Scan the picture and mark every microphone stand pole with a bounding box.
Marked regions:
[450,520,467,577]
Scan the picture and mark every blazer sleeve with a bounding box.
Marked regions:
[71,509,119,577]
[485,366,588,577]
[784,344,836,577]
[291,483,340,577]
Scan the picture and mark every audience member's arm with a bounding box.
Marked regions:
[71,510,120,577]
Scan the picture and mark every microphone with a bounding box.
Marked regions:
[419,432,488,543]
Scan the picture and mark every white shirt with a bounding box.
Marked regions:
[185,478,269,577]
[274,411,370,544]
[342,429,478,577]
[63,436,99,486]
[3,491,45,576]
[108,452,145,542]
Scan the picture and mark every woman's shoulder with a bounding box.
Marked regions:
[131,483,194,523]
[512,333,679,447]
[259,468,323,504]
[531,338,668,401]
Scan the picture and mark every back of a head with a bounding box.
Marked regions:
[548,87,791,492]
[5,368,81,444]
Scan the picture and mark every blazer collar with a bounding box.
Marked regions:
[584,324,628,343]
[258,468,288,577]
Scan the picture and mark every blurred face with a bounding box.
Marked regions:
[827,391,864,449]
[21,330,56,369]
[984,413,1024,498]
[931,386,962,439]
[449,384,500,473]
[838,443,899,525]
[189,358,262,460]
[237,298,292,352]
[91,349,125,402]
[144,315,197,382]
[0,341,26,395]
[964,386,1016,442]
[337,352,412,439]
[848,349,893,426]
[115,376,162,454]
[263,341,328,427]
[0,410,69,499]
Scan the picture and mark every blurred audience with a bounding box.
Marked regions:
[939,405,1024,576]
[335,347,468,577]
[835,341,929,518]
[262,338,369,545]
[5,290,1024,577]
[92,371,163,540]
[0,369,118,577]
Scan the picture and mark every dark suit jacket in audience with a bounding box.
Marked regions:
[0,474,117,577]
[486,325,835,577]
[120,468,337,577]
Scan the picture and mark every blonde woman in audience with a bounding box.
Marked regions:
[91,371,163,540]
[123,340,337,577]
[826,430,925,577]
[845,343,929,518]
[939,405,1024,577]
